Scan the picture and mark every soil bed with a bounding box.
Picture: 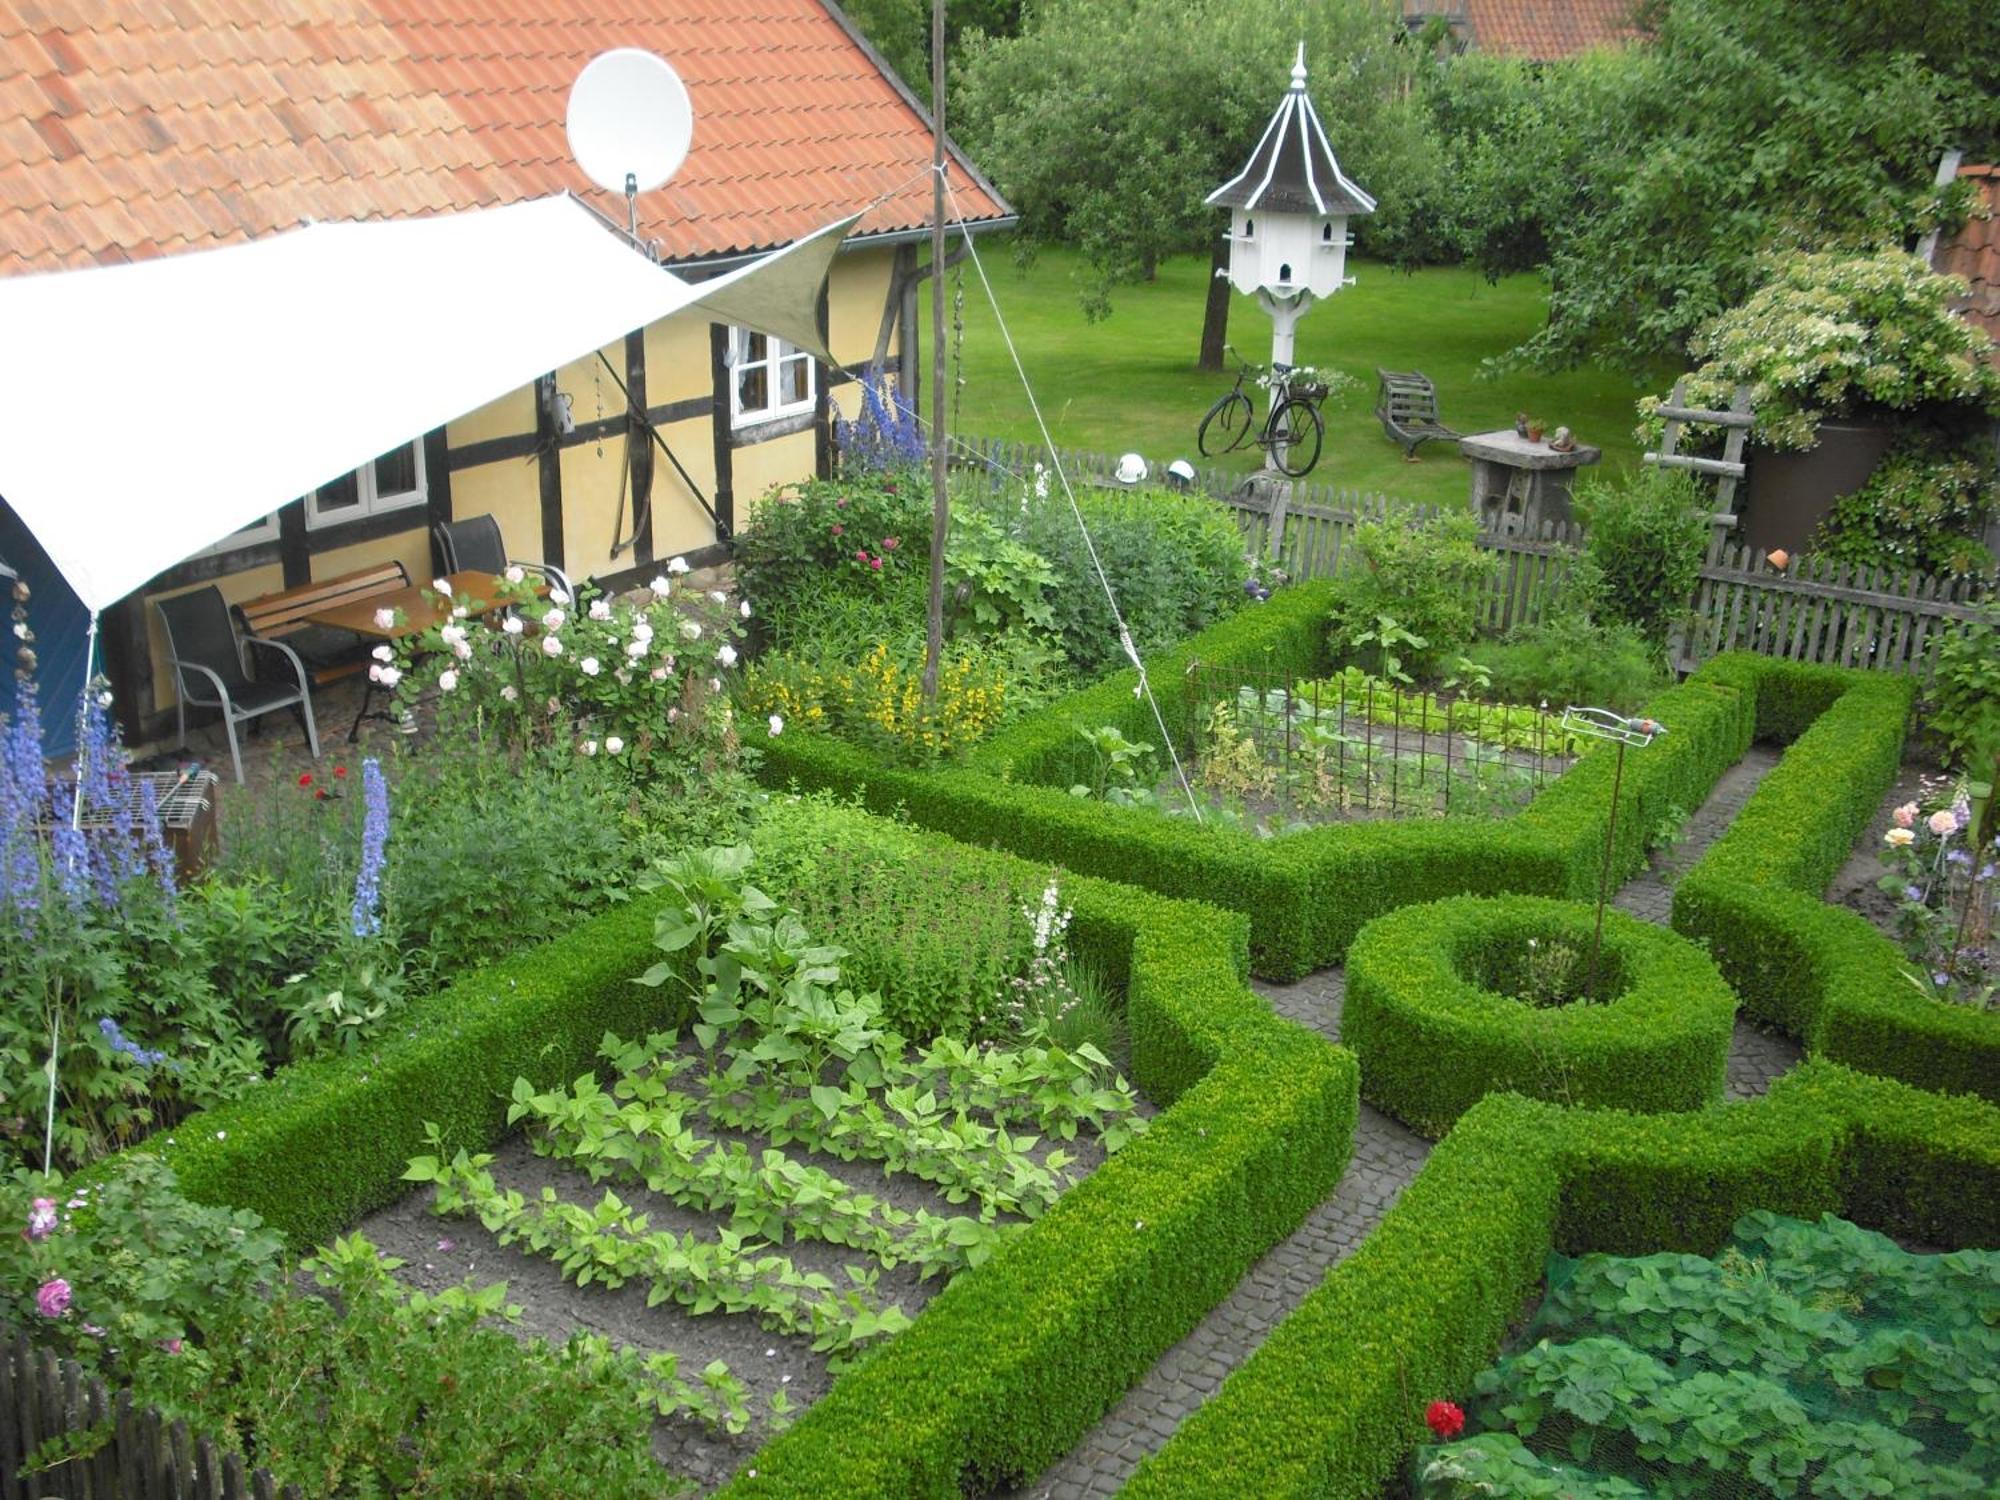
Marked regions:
[358,1078,1152,1493]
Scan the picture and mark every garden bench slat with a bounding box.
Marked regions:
[234,562,412,687]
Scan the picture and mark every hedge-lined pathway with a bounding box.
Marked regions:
[1011,746,1797,1499]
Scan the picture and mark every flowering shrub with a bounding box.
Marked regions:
[1876,786,1996,1009]
[734,473,932,634]
[834,367,927,474]
[387,563,751,782]
[1813,428,1997,578]
[740,640,1008,765]
[1639,249,2000,453]
[0,677,268,1170]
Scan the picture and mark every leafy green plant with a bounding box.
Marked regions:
[1469,615,1667,715]
[1814,427,1998,578]
[1347,613,1428,685]
[1069,723,1160,806]
[1328,512,1498,680]
[1928,597,2000,773]
[1573,466,1709,649]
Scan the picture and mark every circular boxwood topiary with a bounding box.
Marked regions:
[1343,894,1736,1137]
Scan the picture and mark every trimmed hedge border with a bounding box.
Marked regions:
[753,591,1758,979]
[712,804,1357,1496]
[78,894,688,1248]
[1344,895,1736,1136]
[1671,661,2000,1103]
[89,796,1358,1498]
[1123,1061,2000,1500]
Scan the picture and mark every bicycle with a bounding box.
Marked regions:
[1196,349,1326,478]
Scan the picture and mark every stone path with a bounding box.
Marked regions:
[1010,748,1799,1499]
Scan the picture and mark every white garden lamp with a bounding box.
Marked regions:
[1205,43,1374,464]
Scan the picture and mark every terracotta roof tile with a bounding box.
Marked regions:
[1458,0,1643,60]
[1935,164,2000,363]
[0,0,1008,274]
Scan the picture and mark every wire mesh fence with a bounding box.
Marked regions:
[1180,666,1576,824]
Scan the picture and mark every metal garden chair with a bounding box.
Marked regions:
[431,515,572,599]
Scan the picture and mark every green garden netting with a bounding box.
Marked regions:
[1414,1210,2000,1499]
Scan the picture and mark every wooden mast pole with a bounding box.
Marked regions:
[922,0,948,701]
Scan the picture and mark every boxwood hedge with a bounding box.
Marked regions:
[1670,663,1999,1102]
[1344,895,1736,1136]
[713,802,1356,1495]
[1124,1061,2000,1500]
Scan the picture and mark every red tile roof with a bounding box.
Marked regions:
[0,0,1010,275]
[1935,163,2000,362]
[1463,0,1644,60]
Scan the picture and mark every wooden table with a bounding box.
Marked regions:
[302,570,538,739]
[301,569,519,640]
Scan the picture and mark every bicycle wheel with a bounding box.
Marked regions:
[1271,398,1324,478]
[1198,389,1257,457]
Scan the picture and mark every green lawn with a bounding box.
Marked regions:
[922,244,1674,508]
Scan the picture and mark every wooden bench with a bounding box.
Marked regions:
[234,561,410,685]
[1375,368,1462,458]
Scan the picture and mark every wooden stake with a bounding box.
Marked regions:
[922,0,948,701]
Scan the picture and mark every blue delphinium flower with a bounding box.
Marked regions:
[836,368,927,473]
[137,778,177,910]
[98,1016,168,1068]
[0,677,45,918]
[350,757,389,937]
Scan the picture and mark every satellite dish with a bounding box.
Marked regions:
[566,49,694,198]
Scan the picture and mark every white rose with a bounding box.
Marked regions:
[589,599,613,622]
[717,644,738,667]
[542,635,563,657]
[710,590,727,604]
[649,576,672,597]
[504,564,526,584]
[768,714,784,736]
[432,577,453,595]
[709,677,721,693]
[740,600,753,619]
[440,623,465,645]
[372,607,397,630]
[549,587,572,606]
[500,684,519,702]
[680,620,702,641]
[580,657,601,676]
[453,639,472,660]
[626,639,648,659]
[579,739,598,757]
[650,666,670,681]
[604,735,624,755]
[451,606,468,619]
[438,669,458,692]
[667,706,681,723]
[371,644,394,663]
[502,615,524,636]
[667,556,690,575]
[377,666,401,688]
[632,620,654,642]
[542,608,565,631]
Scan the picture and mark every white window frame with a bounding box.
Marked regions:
[305,440,428,531]
[728,326,816,428]
[196,513,280,556]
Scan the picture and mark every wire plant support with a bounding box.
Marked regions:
[1560,706,1666,990]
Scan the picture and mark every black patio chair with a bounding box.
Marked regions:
[154,586,320,784]
[432,515,573,599]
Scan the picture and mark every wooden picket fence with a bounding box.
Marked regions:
[942,434,1988,680]
[0,1333,299,1500]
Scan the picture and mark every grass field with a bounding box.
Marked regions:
[921,244,1674,509]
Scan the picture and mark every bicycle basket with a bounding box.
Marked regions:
[1287,380,1329,402]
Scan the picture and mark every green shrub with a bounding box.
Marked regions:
[1468,614,1667,713]
[1573,465,1710,648]
[1344,895,1735,1135]
[1125,1062,2000,1500]
[1814,426,1999,579]
[735,472,931,632]
[1327,512,1499,680]
[973,481,1247,679]
[1926,595,2000,772]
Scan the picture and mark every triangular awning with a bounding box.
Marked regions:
[0,195,854,614]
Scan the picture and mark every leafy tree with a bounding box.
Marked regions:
[956,0,1435,369]
[839,0,1025,108]
[1431,0,2000,371]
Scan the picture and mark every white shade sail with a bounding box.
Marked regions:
[0,195,854,613]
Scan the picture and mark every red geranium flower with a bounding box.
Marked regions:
[315,788,328,801]
[297,772,313,788]
[333,765,347,779]
[1425,1400,1465,1440]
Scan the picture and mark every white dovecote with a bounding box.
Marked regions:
[1206,44,1375,302]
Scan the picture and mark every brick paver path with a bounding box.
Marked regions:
[1011,747,1797,1498]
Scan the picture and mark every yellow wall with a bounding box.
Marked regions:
[314,528,432,593]
[449,457,544,567]
[448,385,536,450]
[643,315,715,405]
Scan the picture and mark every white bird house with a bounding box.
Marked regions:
[1206,45,1375,303]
